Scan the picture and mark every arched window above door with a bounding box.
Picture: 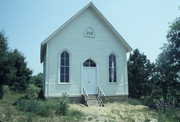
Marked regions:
[83,59,96,67]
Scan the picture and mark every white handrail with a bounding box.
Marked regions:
[97,86,105,107]
[83,88,88,104]
[83,88,88,97]
[98,86,105,96]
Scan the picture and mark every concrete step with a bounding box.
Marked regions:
[87,100,99,106]
[87,95,97,99]
[87,97,97,100]
[87,95,99,106]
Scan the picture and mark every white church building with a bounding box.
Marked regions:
[40,2,132,103]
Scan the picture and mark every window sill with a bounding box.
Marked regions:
[58,82,71,85]
[107,82,119,85]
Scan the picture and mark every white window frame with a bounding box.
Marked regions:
[58,49,72,84]
[106,52,119,84]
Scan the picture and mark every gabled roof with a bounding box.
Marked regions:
[40,2,132,63]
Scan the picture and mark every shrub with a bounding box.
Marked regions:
[127,98,142,105]
[25,84,40,99]
[17,99,57,117]
[17,99,40,112]
[56,93,69,116]
[141,96,156,109]
[36,100,56,117]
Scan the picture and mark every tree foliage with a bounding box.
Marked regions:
[128,49,154,99]
[152,17,180,107]
[0,31,32,98]
[30,73,43,88]
[0,32,9,99]
[128,17,180,109]
[6,49,32,92]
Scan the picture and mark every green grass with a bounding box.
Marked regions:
[126,98,142,105]
[0,86,84,122]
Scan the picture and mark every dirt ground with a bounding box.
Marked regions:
[70,102,158,122]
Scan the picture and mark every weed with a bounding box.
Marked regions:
[56,93,69,116]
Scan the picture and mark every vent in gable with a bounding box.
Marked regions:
[83,27,95,38]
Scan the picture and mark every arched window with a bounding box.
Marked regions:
[109,54,116,82]
[60,51,69,83]
[83,59,96,67]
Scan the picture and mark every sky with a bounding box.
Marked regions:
[0,0,180,75]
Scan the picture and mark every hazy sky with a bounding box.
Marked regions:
[0,0,179,75]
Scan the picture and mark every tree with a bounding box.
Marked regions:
[30,73,43,88]
[0,32,9,99]
[128,49,154,99]
[166,17,180,81]
[6,49,32,92]
[153,17,180,107]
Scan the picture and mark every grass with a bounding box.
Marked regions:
[0,86,179,122]
[0,86,84,122]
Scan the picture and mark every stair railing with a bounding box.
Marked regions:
[83,88,88,105]
[97,86,105,106]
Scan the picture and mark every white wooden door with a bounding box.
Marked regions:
[83,67,97,94]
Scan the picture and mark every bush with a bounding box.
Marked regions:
[127,98,142,105]
[16,93,71,117]
[17,99,40,112]
[36,100,56,117]
[56,93,69,116]
[141,96,156,109]
[17,99,57,117]
[25,84,40,99]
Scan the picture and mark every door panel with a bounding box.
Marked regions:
[83,68,97,94]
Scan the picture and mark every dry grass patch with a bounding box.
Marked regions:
[70,102,158,122]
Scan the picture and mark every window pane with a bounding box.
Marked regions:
[65,58,69,66]
[65,75,69,82]
[83,59,96,67]
[109,56,112,67]
[109,54,116,82]
[114,74,116,81]
[114,60,116,67]
[60,75,65,82]
[61,52,65,58]
[60,67,65,75]
[60,51,70,83]
[109,63,112,68]
[109,77,112,82]
[109,68,112,75]
[66,52,69,59]
[83,61,89,67]
[65,67,69,74]
[61,58,64,66]
[90,61,96,67]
